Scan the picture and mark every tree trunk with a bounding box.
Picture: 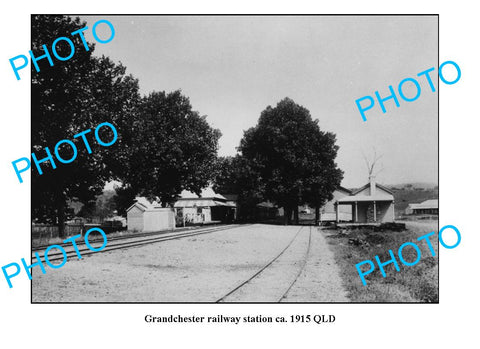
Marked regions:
[284,206,289,225]
[57,201,66,239]
[294,206,299,225]
[315,205,320,226]
[284,205,293,225]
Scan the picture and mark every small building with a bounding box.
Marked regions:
[405,199,438,215]
[66,216,87,225]
[320,186,353,222]
[104,216,127,228]
[336,178,395,223]
[299,206,311,214]
[256,201,282,220]
[126,197,175,232]
[174,187,235,224]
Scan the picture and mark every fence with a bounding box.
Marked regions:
[32,224,84,239]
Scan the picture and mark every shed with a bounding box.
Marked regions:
[126,198,175,232]
[336,178,395,223]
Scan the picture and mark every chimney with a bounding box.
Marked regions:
[369,176,376,196]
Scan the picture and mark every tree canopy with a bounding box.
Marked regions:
[31,15,140,235]
[213,155,265,220]
[32,16,342,229]
[237,98,343,224]
[116,90,221,207]
[32,16,221,229]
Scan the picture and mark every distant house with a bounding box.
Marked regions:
[336,178,395,223]
[174,187,236,224]
[104,216,127,228]
[256,201,282,220]
[126,197,175,232]
[300,206,311,214]
[405,199,438,215]
[66,216,87,225]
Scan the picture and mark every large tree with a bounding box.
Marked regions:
[212,156,239,195]
[301,132,344,225]
[31,15,140,236]
[212,155,265,221]
[117,90,221,207]
[238,98,343,224]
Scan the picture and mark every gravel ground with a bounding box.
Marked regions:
[282,227,349,302]
[220,226,309,302]
[32,224,348,302]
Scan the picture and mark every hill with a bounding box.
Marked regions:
[387,185,438,216]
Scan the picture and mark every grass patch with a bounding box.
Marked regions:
[325,226,438,302]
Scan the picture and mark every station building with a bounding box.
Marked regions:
[174,187,236,225]
[405,199,438,215]
[335,178,395,223]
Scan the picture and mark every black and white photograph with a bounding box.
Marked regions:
[29,15,439,303]
[3,1,480,348]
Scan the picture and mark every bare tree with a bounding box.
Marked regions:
[362,147,384,181]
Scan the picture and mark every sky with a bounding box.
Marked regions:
[81,15,438,188]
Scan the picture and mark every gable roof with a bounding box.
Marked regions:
[126,201,148,212]
[352,183,393,195]
[337,186,352,195]
[337,182,394,203]
[126,197,163,212]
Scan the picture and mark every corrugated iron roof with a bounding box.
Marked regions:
[409,199,438,209]
[338,194,394,203]
[174,199,229,208]
[352,183,394,195]
[178,187,227,200]
[223,194,238,201]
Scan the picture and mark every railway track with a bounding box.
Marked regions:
[215,225,312,303]
[278,226,312,302]
[32,224,244,262]
[32,224,232,252]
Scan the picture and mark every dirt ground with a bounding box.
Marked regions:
[282,229,349,302]
[32,224,348,302]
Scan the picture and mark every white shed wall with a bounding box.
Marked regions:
[143,208,175,232]
[127,206,144,231]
